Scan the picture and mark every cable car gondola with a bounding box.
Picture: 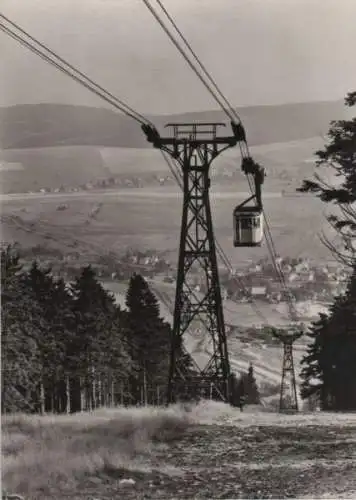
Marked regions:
[233,205,263,247]
[233,158,265,248]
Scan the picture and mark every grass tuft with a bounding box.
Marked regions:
[3,401,356,498]
[2,404,191,497]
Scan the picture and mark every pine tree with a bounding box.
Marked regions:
[1,246,42,413]
[22,262,59,412]
[328,268,356,410]
[103,305,132,406]
[22,261,82,413]
[69,265,130,411]
[243,364,260,405]
[228,372,240,407]
[228,372,245,409]
[49,277,76,413]
[300,266,356,411]
[69,265,110,411]
[300,313,330,408]
[2,250,132,414]
[125,273,171,401]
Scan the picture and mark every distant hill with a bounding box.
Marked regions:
[0,100,348,150]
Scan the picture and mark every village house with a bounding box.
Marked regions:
[250,286,267,298]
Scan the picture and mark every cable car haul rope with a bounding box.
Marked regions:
[0,3,298,324]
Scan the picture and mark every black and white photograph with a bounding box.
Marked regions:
[1,1,356,499]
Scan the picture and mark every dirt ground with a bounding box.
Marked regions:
[29,421,356,500]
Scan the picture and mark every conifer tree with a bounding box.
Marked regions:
[243,363,260,405]
[300,266,356,411]
[22,262,61,412]
[328,268,356,410]
[69,265,109,410]
[229,372,245,409]
[125,273,171,400]
[1,246,42,413]
[50,276,76,412]
[300,313,330,407]
[69,265,130,411]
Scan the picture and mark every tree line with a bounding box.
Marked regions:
[1,248,173,413]
[1,246,260,414]
[4,232,356,414]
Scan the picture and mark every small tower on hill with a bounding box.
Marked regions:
[272,329,303,412]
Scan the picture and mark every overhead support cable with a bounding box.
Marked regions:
[145,0,251,165]
[0,15,151,126]
[153,0,242,123]
[1,11,292,325]
[141,1,296,322]
[0,12,268,325]
[141,0,235,121]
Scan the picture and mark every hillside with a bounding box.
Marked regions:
[0,136,327,194]
[0,100,348,150]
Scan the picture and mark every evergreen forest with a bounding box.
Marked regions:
[1,247,259,414]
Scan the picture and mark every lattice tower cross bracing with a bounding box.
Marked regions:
[143,121,244,403]
[273,330,303,412]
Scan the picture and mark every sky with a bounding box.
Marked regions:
[1,0,356,114]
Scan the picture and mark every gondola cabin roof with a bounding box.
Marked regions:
[233,205,262,215]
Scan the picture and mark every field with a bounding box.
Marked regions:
[1,196,330,266]
[1,136,327,193]
[1,135,341,269]
[0,186,335,268]
[2,402,356,500]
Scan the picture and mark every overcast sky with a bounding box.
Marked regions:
[1,0,355,114]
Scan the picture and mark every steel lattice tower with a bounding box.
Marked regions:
[272,329,303,412]
[143,121,245,403]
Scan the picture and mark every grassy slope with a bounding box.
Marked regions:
[2,402,356,500]
[0,135,328,194]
